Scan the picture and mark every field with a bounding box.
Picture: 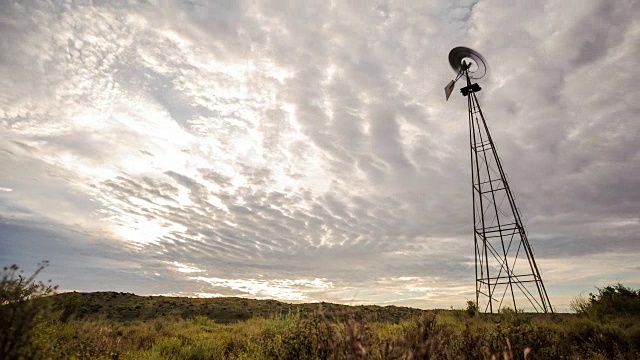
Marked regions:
[9,291,640,359]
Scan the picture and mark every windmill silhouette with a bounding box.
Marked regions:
[446,47,552,313]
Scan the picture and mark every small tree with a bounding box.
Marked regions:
[465,300,478,317]
[0,261,57,359]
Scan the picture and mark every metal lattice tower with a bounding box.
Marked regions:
[446,47,552,313]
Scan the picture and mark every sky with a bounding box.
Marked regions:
[0,0,638,312]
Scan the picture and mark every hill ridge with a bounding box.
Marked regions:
[53,291,428,323]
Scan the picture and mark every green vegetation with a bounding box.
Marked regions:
[28,303,640,359]
[3,264,640,359]
[465,300,478,317]
[53,292,423,324]
[571,283,640,320]
[1,262,57,359]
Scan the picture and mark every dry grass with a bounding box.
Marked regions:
[24,305,640,359]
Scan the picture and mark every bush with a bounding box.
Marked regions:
[276,314,334,359]
[465,300,478,317]
[0,261,57,359]
[573,284,640,318]
[570,294,590,314]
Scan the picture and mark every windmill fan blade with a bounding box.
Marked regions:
[448,46,489,81]
[444,80,455,101]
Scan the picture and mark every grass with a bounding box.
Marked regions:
[18,291,640,359]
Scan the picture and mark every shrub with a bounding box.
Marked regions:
[152,336,183,359]
[465,300,478,317]
[277,314,334,359]
[570,294,590,314]
[0,262,57,359]
[574,284,640,318]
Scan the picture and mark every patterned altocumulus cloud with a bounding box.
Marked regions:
[1,0,638,311]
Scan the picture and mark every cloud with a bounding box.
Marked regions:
[192,276,333,302]
[0,0,638,311]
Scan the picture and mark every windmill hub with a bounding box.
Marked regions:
[461,58,479,72]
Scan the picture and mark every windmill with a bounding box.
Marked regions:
[446,47,552,313]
